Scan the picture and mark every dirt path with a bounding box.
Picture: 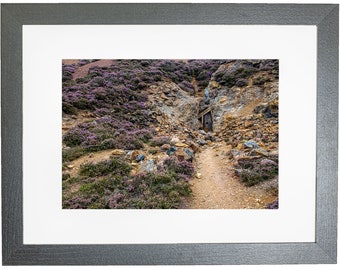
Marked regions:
[72,60,115,80]
[182,143,277,209]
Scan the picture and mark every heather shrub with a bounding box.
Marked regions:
[267,199,279,209]
[63,128,97,147]
[253,75,272,86]
[78,59,90,66]
[63,195,100,209]
[89,76,105,87]
[178,81,195,94]
[65,168,191,209]
[148,149,158,154]
[62,146,87,162]
[214,62,258,88]
[127,129,153,143]
[62,102,77,115]
[163,157,195,177]
[124,172,191,209]
[62,173,71,181]
[79,158,131,178]
[150,136,171,146]
[234,67,256,78]
[114,135,144,149]
[62,64,76,82]
[215,73,236,87]
[235,78,248,87]
[99,138,117,149]
[236,157,278,186]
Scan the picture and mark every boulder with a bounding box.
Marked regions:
[170,137,181,144]
[243,140,259,149]
[252,148,269,157]
[244,120,253,128]
[175,142,188,148]
[197,139,207,146]
[188,141,200,152]
[111,149,126,155]
[136,154,145,162]
[160,144,171,151]
[175,148,193,162]
[166,146,177,156]
[260,159,277,166]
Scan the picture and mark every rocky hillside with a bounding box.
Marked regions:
[62,59,278,209]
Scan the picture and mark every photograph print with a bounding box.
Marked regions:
[62,59,279,209]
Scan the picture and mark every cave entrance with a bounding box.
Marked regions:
[198,107,213,132]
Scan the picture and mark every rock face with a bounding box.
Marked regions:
[148,81,200,130]
[205,60,279,132]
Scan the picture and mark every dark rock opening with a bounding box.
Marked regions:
[198,108,213,132]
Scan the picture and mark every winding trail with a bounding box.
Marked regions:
[182,143,277,209]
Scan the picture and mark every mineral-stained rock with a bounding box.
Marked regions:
[243,140,259,149]
[188,141,200,152]
[244,120,253,128]
[150,82,200,130]
[260,159,277,166]
[252,148,269,157]
[136,154,145,162]
[171,137,180,144]
[130,150,140,160]
[236,143,244,150]
[175,142,188,148]
[166,146,177,156]
[111,149,126,155]
[165,100,173,106]
[160,144,171,151]
[127,150,139,160]
[269,150,279,157]
[139,159,155,172]
[175,148,193,162]
[197,139,207,146]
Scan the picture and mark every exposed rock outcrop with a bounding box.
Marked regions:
[148,81,200,130]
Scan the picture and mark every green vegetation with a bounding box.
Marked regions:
[237,157,278,186]
[63,156,193,209]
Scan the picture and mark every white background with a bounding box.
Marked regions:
[1,0,339,269]
[23,24,316,244]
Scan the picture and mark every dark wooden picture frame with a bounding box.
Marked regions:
[1,3,338,265]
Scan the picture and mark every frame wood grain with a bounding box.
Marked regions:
[1,3,338,265]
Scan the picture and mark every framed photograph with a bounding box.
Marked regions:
[1,3,338,265]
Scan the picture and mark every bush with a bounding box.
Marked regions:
[236,157,278,186]
[267,199,279,209]
[214,64,257,88]
[62,102,77,115]
[79,158,131,178]
[253,76,272,86]
[150,136,171,146]
[65,168,192,209]
[163,157,195,177]
[63,128,97,147]
[62,173,71,181]
[178,80,195,94]
[148,149,158,154]
[63,195,100,209]
[234,67,256,78]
